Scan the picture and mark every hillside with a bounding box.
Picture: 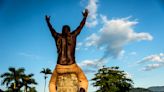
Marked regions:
[148,86,164,92]
[130,86,164,92]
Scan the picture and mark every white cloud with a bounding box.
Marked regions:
[78,59,106,73]
[86,20,98,28]
[85,15,153,58]
[138,53,164,71]
[81,0,153,60]
[79,59,101,68]
[76,42,83,50]
[85,0,98,27]
[125,72,133,79]
[142,63,164,71]
[138,53,164,63]
[85,33,99,47]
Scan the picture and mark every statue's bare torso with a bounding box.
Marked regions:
[55,34,77,65]
[45,14,87,65]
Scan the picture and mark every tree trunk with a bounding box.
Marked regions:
[24,85,27,92]
[44,76,47,92]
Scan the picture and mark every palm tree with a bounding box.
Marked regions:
[40,68,52,92]
[28,87,37,92]
[0,67,25,92]
[21,73,37,92]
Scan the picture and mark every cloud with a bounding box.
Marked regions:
[79,59,99,68]
[124,72,133,79]
[138,53,164,63]
[78,59,106,74]
[79,59,105,68]
[85,0,98,27]
[138,53,164,71]
[142,63,164,71]
[85,15,153,59]
[81,0,153,60]
[85,33,99,47]
[76,42,83,50]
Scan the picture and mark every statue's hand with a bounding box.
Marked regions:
[79,88,85,92]
[45,15,50,21]
[82,9,88,18]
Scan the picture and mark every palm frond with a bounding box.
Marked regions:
[17,68,25,74]
[0,72,13,78]
[1,77,12,86]
[46,68,52,74]
[8,67,16,73]
[40,68,46,73]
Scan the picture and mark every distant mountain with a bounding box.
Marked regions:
[129,86,164,92]
[148,86,164,92]
[130,87,152,92]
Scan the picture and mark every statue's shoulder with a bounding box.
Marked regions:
[70,32,77,38]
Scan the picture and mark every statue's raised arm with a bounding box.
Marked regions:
[72,9,88,36]
[45,15,59,38]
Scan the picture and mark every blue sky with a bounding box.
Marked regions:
[0,0,164,91]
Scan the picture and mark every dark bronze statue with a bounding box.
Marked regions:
[46,9,88,92]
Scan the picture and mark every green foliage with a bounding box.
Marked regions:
[0,67,37,92]
[40,68,52,79]
[40,68,52,92]
[1,67,25,91]
[92,66,133,92]
[21,73,37,92]
[28,87,37,92]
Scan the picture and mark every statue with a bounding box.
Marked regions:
[45,9,89,92]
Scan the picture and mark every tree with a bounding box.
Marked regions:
[28,87,37,92]
[21,73,37,92]
[0,67,25,92]
[92,66,133,92]
[40,68,52,92]
[1,67,37,92]
[0,89,4,92]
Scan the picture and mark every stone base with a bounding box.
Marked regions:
[49,64,88,92]
[57,73,78,92]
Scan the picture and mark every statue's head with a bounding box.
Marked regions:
[62,25,71,36]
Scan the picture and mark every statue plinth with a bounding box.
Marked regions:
[49,64,88,92]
